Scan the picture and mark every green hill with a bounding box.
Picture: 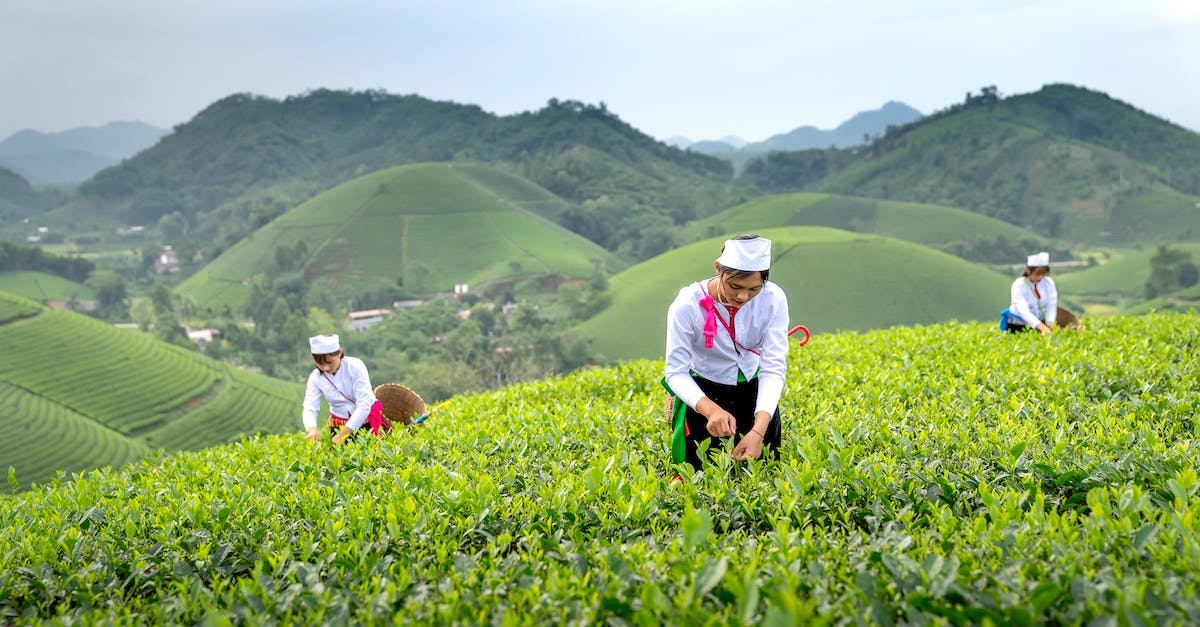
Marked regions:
[575,226,1011,362]
[684,192,1053,262]
[741,84,1200,245]
[0,291,302,489]
[0,271,94,302]
[58,91,732,270]
[177,163,615,311]
[2,313,1198,623]
[1056,243,1200,299]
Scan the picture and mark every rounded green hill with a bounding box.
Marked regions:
[177,163,614,311]
[575,226,1012,362]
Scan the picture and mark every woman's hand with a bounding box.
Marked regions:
[705,410,736,438]
[331,427,353,445]
[1036,322,1053,335]
[306,426,320,443]
[696,397,736,437]
[732,430,763,461]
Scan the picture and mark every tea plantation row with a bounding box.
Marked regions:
[2,313,1198,623]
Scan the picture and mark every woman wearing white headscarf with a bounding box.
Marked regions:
[663,234,790,472]
[1000,252,1084,334]
[301,334,389,444]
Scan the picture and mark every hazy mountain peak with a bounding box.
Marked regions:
[0,120,170,185]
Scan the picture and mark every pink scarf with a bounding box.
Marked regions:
[698,291,717,348]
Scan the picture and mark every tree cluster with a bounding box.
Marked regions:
[0,241,94,282]
[1145,245,1199,299]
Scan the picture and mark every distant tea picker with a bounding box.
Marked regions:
[999,252,1085,334]
[302,334,390,444]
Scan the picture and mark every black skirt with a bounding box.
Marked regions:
[682,374,782,470]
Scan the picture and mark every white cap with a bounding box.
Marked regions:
[717,237,772,271]
[1027,252,1050,267]
[309,334,340,354]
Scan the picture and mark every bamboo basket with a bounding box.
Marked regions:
[374,383,427,426]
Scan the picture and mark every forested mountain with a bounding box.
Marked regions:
[741,84,1200,244]
[0,166,68,224]
[73,90,737,264]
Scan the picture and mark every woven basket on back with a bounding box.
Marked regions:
[374,383,427,426]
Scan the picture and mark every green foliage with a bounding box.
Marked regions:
[356,283,603,402]
[0,293,301,490]
[83,270,128,318]
[2,313,1199,622]
[1145,245,1199,299]
[0,241,94,282]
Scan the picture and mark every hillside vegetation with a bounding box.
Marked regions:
[575,226,1012,362]
[1057,243,1200,300]
[742,84,1200,245]
[177,163,615,311]
[0,271,94,302]
[59,92,733,268]
[684,192,1056,263]
[0,291,302,489]
[2,313,1198,623]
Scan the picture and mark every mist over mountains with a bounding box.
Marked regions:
[0,121,169,185]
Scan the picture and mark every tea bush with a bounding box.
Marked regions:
[2,313,1198,624]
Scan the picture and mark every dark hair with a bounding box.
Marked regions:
[1021,265,1051,277]
[718,234,770,281]
[313,349,344,364]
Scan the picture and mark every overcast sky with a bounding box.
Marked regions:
[2,0,1197,143]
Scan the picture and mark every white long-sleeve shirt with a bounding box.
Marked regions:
[1010,276,1057,327]
[664,278,790,417]
[301,356,377,430]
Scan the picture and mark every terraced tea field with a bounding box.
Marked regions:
[0,291,302,489]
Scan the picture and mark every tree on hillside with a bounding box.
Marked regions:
[85,270,128,318]
[1145,245,1198,298]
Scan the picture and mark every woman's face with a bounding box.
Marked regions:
[316,353,343,374]
[1028,266,1049,283]
[717,270,765,306]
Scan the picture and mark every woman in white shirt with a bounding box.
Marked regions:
[663,235,790,472]
[1000,252,1083,334]
[301,334,389,443]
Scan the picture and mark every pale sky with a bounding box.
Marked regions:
[2,0,1197,143]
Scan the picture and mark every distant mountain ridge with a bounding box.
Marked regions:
[741,84,1200,244]
[676,101,923,156]
[0,121,168,185]
[752,101,924,152]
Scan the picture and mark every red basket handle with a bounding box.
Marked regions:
[788,325,810,346]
